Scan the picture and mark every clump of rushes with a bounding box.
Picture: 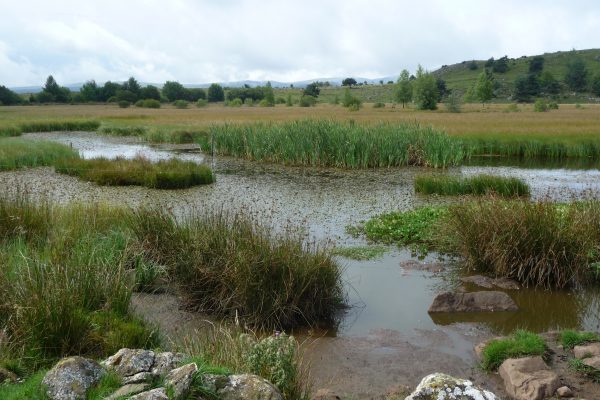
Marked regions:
[98,125,147,136]
[414,174,530,197]
[145,128,209,144]
[462,137,600,160]
[560,330,600,349]
[482,330,546,371]
[349,207,448,253]
[207,120,467,168]
[0,138,79,171]
[55,156,214,189]
[447,200,600,288]
[18,120,100,133]
[129,208,344,329]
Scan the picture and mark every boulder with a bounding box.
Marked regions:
[42,356,105,400]
[129,388,169,400]
[165,362,198,399]
[498,356,560,400]
[573,342,600,359]
[460,275,520,290]
[556,386,574,398]
[103,348,155,377]
[312,388,342,400]
[106,383,150,400]
[582,355,600,370]
[404,373,497,400]
[0,367,17,384]
[204,373,283,400]
[123,371,154,384]
[428,291,518,313]
[151,351,185,376]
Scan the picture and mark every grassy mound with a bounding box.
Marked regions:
[481,330,546,371]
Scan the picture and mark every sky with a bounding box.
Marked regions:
[1,0,599,87]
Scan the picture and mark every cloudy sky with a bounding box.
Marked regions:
[1,0,599,87]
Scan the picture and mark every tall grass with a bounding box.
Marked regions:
[0,138,79,171]
[446,200,600,288]
[98,125,147,136]
[207,120,467,168]
[414,174,530,197]
[0,120,100,137]
[463,137,600,160]
[55,156,215,189]
[129,208,344,329]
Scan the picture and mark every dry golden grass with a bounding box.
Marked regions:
[2,103,600,140]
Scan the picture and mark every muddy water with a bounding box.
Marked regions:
[8,132,600,396]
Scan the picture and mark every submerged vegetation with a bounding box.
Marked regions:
[414,174,530,197]
[481,330,546,371]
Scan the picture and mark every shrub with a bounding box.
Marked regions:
[196,99,208,108]
[228,98,243,107]
[445,91,463,113]
[373,102,385,108]
[244,98,254,107]
[504,103,520,112]
[258,99,270,107]
[342,89,361,109]
[135,100,144,107]
[174,100,189,109]
[275,97,286,104]
[533,99,548,112]
[481,330,546,371]
[142,99,161,108]
[348,103,360,111]
[414,174,530,197]
[548,101,559,110]
[298,95,316,107]
[118,100,130,108]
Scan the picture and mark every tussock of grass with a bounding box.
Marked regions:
[560,330,600,349]
[129,208,344,329]
[55,156,214,189]
[207,120,467,168]
[447,200,600,288]
[0,138,79,171]
[332,245,387,260]
[482,330,546,371]
[414,174,530,197]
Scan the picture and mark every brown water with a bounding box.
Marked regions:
[10,132,600,338]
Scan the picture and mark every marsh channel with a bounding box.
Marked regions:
[5,131,600,397]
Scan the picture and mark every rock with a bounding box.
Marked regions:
[130,388,169,400]
[573,342,600,359]
[0,367,17,384]
[582,355,600,369]
[556,386,574,398]
[428,291,518,313]
[42,356,105,400]
[498,356,560,400]
[103,348,155,377]
[491,277,520,290]
[165,363,198,399]
[312,388,342,400]
[123,371,154,384]
[106,383,150,400]
[460,276,520,290]
[151,351,185,376]
[400,260,446,273]
[404,373,497,400]
[204,373,283,400]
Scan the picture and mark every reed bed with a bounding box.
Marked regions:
[55,156,214,189]
[414,174,530,197]
[207,120,467,168]
[0,138,79,171]
[462,137,600,160]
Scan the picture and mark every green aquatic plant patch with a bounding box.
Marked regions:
[414,174,530,197]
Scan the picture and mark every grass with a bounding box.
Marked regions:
[560,330,600,349]
[55,156,215,189]
[0,120,100,137]
[0,370,48,400]
[414,174,530,197]
[129,208,344,329]
[207,120,467,168]
[569,358,600,383]
[0,138,79,171]
[481,330,546,371]
[332,245,387,260]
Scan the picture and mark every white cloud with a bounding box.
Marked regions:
[0,0,598,86]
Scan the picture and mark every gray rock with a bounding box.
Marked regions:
[498,356,560,400]
[428,291,518,313]
[0,367,17,384]
[165,363,198,399]
[129,388,169,400]
[312,388,342,400]
[42,356,105,400]
[103,348,155,377]
[574,342,600,359]
[404,373,497,400]
[151,351,185,376]
[123,371,153,384]
[106,383,150,400]
[582,355,600,369]
[556,386,574,398]
[203,373,283,400]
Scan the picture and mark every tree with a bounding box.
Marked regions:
[80,80,100,102]
[492,56,509,73]
[303,83,320,97]
[395,69,412,108]
[0,85,22,105]
[122,77,141,97]
[116,89,137,103]
[529,56,545,74]
[592,74,600,97]
[207,83,224,102]
[342,78,357,87]
[475,69,494,105]
[40,75,70,103]
[565,58,588,91]
[485,57,495,68]
[100,81,121,101]
[436,78,448,99]
[162,81,187,102]
[412,65,439,110]
[467,60,478,70]
[187,88,206,101]
[539,71,560,95]
[513,74,540,102]
[263,82,275,106]
[139,85,161,101]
